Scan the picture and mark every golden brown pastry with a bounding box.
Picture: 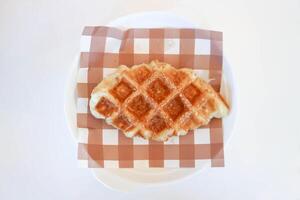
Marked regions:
[90,60,229,141]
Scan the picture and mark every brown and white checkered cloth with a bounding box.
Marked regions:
[77,26,224,168]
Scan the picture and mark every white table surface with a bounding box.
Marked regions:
[0,0,300,199]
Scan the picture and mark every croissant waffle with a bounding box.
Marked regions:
[90,60,229,141]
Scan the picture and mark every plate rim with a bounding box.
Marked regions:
[64,11,238,192]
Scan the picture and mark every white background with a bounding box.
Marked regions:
[1,0,300,199]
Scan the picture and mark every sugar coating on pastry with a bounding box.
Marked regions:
[89,60,229,141]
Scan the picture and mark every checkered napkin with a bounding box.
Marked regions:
[77,26,224,168]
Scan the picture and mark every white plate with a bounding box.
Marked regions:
[64,11,238,192]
